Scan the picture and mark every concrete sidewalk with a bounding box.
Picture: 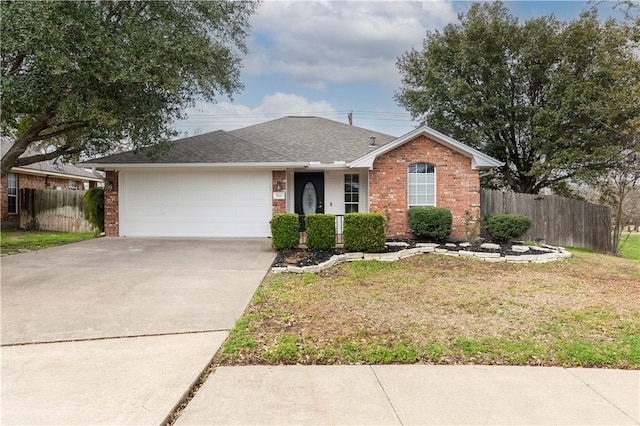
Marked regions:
[176,365,640,425]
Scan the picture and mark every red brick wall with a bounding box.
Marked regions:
[1,173,83,227]
[272,170,287,214]
[0,174,17,226]
[104,171,119,236]
[369,135,480,238]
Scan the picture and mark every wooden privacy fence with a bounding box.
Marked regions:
[480,190,611,252]
[20,188,95,233]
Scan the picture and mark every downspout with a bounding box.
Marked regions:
[91,167,104,180]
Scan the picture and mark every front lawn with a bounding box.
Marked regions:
[619,234,640,261]
[216,250,640,369]
[0,230,97,255]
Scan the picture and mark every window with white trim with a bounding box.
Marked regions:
[69,180,78,190]
[344,174,359,213]
[7,172,18,214]
[408,163,435,207]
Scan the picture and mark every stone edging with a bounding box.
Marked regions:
[272,243,572,274]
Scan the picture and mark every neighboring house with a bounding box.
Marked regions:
[82,116,502,239]
[1,139,104,229]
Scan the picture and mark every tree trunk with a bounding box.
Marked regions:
[0,114,50,177]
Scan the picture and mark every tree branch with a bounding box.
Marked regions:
[11,146,82,168]
[7,53,26,76]
[35,122,88,142]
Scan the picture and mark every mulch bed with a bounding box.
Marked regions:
[272,240,546,267]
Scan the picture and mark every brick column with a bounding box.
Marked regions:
[104,171,119,236]
[272,170,287,214]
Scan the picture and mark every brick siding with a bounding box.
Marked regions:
[271,170,287,214]
[104,171,119,236]
[369,135,480,238]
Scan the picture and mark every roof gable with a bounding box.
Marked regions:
[349,126,503,170]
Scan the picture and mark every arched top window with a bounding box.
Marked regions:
[408,162,435,207]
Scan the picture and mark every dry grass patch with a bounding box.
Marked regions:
[216,251,640,368]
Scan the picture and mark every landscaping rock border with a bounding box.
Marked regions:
[272,243,572,274]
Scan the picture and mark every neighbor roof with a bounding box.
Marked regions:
[1,138,103,181]
[82,116,396,167]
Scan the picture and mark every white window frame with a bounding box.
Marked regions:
[69,180,78,190]
[7,172,18,214]
[408,163,436,207]
[344,173,359,213]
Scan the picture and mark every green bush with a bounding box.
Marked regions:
[270,213,300,250]
[83,187,104,233]
[305,214,336,250]
[484,214,532,243]
[407,206,452,242]
[343,213,386,253]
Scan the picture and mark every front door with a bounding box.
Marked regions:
[294,172,324,229]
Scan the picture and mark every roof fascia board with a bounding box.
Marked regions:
[11,167,103,182]
[350,126,503,170]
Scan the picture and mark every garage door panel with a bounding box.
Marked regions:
[120,170,272,237]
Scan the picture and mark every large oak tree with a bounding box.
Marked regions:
[396,2,639,194]
[1,0,258,177]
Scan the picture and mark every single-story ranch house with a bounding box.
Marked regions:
[1,139,104,230]
[82,116,502,239]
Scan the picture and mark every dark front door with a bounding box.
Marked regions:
[295,172,324,230]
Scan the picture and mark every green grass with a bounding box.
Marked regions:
[0,230,96,255]
[619,234,640,260]
[216,251,640,369]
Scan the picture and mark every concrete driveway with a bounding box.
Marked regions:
[1,237,274,425]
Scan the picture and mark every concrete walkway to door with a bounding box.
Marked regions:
[1,237,275,425]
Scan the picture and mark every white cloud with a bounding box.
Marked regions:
[245,1,458,89]
[173,93,337,136]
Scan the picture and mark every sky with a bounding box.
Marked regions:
[173,0,627,138]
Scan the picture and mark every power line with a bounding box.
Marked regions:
[178,110,416,126]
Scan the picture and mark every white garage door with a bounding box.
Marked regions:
[119,169,272,237]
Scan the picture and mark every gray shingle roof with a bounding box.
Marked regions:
[85,130,295,164]
[83,117,397,166]
[229,117,396,163]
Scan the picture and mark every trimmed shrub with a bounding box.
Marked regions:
[343,213,386,253]
[484,214,532,243]
[270,213,300,250]
[408,206,452,242]
[83,187,104,233]
[305,214,336,250]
